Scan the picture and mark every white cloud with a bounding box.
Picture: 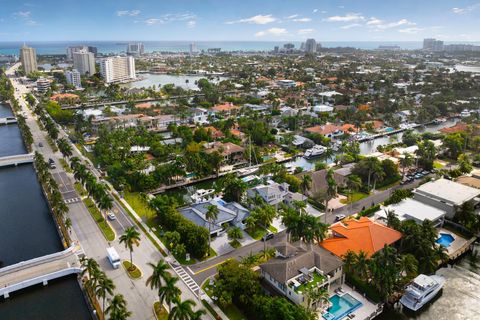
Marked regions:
[116,10,141,17]
[254,27,288,37]
[398,27,423,34]
[286,14,299,19]
[143,13,197,25]
[15,11,31,18]
[187,20,196,28]
[292,17,311,22]
[341,23,362,29]
[226,14,276,25]
[452,3,480,14]
[313,9,318,13]
[325,13,365,22]
[374,19,415,30]
[298,28,315,35]
[366,17,383,25]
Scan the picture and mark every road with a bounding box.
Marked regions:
[6,63,211,320]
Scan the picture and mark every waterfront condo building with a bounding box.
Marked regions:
[100,56,136,83]
[305,38,317,53]
[73,50,96,76]
[20,44,37,75]
[65,69,82,89]
[66,45,97,60]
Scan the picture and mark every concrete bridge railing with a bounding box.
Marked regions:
[0,153,34,167]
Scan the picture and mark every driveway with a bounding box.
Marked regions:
[210,229,256,256]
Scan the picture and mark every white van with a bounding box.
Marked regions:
[107,247,120,269]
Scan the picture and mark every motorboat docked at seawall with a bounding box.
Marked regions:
[304,145,327,159]
[191,188,215,202]
[237,166,259,177]
[400,274,445,311]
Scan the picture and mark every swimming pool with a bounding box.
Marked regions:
[436,233,455,247]
[323,293,363,320]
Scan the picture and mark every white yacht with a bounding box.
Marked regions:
[237,167,259,177]
[304,145,327,159]
[400,274,445,311]
[191,189,215,203]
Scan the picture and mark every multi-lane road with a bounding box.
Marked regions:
[6,63,211,320]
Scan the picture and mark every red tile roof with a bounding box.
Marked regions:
[320,217,402,258]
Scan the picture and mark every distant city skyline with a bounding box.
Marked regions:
[0,0,479,42]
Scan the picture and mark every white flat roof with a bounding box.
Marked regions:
[415,178,480,205]
[377,198,446,222]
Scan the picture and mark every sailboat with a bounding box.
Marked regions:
[237,136,259,177]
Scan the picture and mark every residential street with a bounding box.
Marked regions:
[6,63,211,320]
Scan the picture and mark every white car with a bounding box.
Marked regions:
[335,214,346,221]
[107,212,116,220]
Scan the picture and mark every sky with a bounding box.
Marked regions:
[0,0,479,42]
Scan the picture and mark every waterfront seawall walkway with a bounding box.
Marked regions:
[0,245,82,298]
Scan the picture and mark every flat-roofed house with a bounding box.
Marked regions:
[413,178,480,218]
[375,198,446,227]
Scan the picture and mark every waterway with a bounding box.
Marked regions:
[0,102,92,318]
[0,275,93,320]
[121,73,228,90]
[377,245,480,320]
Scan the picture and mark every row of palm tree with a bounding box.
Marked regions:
[81,257,131,320]
[70,157,113,217]
[57,137,73,158]
[146,260,206,320]
[33,152,71,244]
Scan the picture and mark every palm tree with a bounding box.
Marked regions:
[301,174,312,195]
[80,257,100,281]
[106,294,131,320]
[324,169,337,223]
[119,227,141,270]
[159,275,181,312]
[98,194,113,217]
[190,309,207,320]
[346,174,362,214]
[342,250,357,274]
[57,138,73,158]
[399,152,413,179]
[146,260,171,304]
[354,250,369,279]
[168,298,196,320]
[205,205,219,251]
[227,226,243,246]
[96,274,116,316]
[399,253,418,281]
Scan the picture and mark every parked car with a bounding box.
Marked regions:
[335,214,346,221]
[262,232,274,241]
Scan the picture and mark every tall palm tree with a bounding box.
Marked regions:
[80,257,100,281]
[399,152,413,179]
[106,294,131,320]
[354,250,369,279]
[159,275,181,312]
[346,174,362,214]
[119,227,141,270]
[324,169,337,223]
[168,298,196,320]
[98,194,113,217]
[300,174,312,195]
[96,274,116,316]
[190,309,207,320]
[146,260,171,304]
[205,205,219,251]
[342,250,357,274]
[57,138,73,158]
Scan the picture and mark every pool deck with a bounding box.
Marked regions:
[437,228,476,260]
[321,284,383,320]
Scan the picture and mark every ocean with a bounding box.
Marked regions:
[0,41,430,55]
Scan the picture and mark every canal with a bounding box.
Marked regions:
[0,102,92,319]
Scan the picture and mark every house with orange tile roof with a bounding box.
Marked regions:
[50,93,80,102]
[135,102,153,109]
[204,126,224,139]
[211,102,240,115]
[439,122,478,134]
[320,217,402,258]
[304,124,344,138]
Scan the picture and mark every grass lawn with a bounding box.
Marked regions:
[124,192,156,220]
[153,302,168,320]
[433,161,445,169]
[59,158,72,173]
[84,197,115,241]
[74,182,87,197]
[340,192,369,204]
[122,261,142,279]
[246,225,267,240]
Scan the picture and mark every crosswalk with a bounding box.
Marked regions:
[64,197,81,204]
[172,265,200,295]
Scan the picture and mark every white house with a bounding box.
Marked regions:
[191,107,209,124]
[247,180,306,208]
[375,198,446,227]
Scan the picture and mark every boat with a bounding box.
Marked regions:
[433,118,447,124]
[400,274,445,311]
[237,167,259,177]
[304,145,327,159]
[191,189,215,202]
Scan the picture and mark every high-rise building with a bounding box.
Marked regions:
[20,44,37,74]
[66,69,82,88]
[423,38,443,51]
[283,43,295,49]
[66,45,97,60]
[36,77,50,93]
[189,42,198,55]
[100,56,136,83]
[305,39,317,53]
[73,50,96,76]
[127,43,144,56]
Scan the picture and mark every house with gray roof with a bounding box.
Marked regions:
[178,199,250,236]
[260,240,343,309]
[247,180,307,208]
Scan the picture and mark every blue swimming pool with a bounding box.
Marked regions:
[436,233,455,247]
[323,293,363,320]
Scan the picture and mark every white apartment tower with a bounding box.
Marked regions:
[127,43,144,56]
[66,69,82,88]
[73,50,96,76]
[20,44,38,74]
[100,56,136,83]
[305,39,317,54]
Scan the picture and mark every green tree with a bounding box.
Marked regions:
[96,274,116,316]
[168,298,196,320]
[106,294,131,320]
[458,153,473,173]
[160,275,182,312]
[206,205,219,251]
[119,227,141,270]
[146,260,171,306]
